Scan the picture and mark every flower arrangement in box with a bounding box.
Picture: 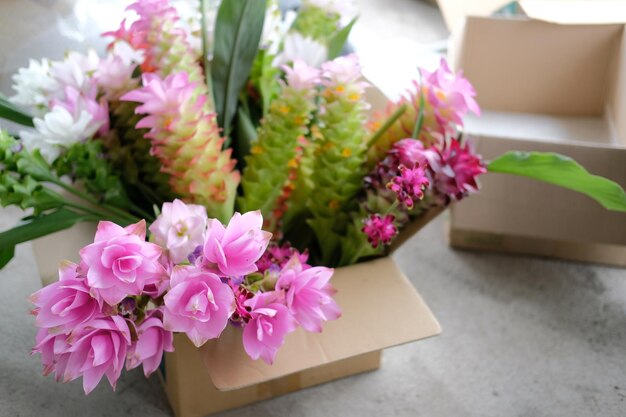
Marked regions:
[1,0,625,395]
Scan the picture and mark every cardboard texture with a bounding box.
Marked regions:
[445,0,626,266]
[162,256,441,417]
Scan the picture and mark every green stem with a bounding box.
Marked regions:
[366,104,407,149]
[63,202,129,225]
[200,0,216,111]
[411,72,425,139]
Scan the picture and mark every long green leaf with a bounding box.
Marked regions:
[327,17,357,60]
[212,0,267,142]
[0,246,15,269]
[0,208,92,250]
[0,95,34,127]
[488,151,626,212]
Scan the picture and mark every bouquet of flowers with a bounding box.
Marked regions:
[1,0,625,395]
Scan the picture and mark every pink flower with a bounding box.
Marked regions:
[150,199,208,264]
[32,316,133,394]
[421,58,480,127]
[79,220,166,306]
[256,242,310,274]
[30,261,100,333]
[52,84,109,136]
[387,165,430,208]
[391,139,433,168]
[163,266,235,347]
[200,211,272,277]
[321,54,366,88]
[282,60,320,91]
[121,72,198,131]
[242,292,296,364]
[429,139,487,201]
[276,259,340,333]
[126,309,174,377]
[362,214,398,248]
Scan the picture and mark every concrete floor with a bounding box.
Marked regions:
[1,1,626,416]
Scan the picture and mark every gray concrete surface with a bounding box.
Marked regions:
[2,1,626,416]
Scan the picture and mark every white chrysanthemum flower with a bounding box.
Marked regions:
[275,32,328,68]
[50,50,100,93]
[19,106,97,163]
[261,2,297,56]
[304,0,356,18]
[10,58,60,110]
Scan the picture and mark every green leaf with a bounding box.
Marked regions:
[327,17,357,60]
[234,106,257,167]
[0,208,91,251]
[0,94,34,127]
[0,246,15,269]
[488,151,626,212]
[212,0,267,142]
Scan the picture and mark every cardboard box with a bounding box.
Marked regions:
[441,0,626,266]
[32,208,443,417]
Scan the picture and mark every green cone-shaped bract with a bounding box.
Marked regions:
[305,55,369,265]
[238,62,319,228]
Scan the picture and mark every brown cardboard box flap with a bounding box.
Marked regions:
[201,256,441,391]
[519,1,626,25]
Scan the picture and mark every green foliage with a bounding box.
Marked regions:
[0,94,34,127]
[327,17,357,60]
[488,151,626,212]
[292,5,341,43]
[212,0,267,140]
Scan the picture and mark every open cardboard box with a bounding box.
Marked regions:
[31,209,442,417]
[28,80,443,416]
[439,0,626,266]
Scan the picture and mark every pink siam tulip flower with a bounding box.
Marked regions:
[362,214,398,248]
[163,266,235,347]
[420,58,481,128]
[256,243,310,274]
[79,220,167,306]
[281,60,320,91]
[276,258,340,333]
[150,199,208,264]
[429,139,487,201]
[126,309,174,377]
[52,84,109,136]
[121,72,197,130]
[321,54,367,89]
[200,211,272,277]
[33,316,133,394]
[95,41,143,100]
[387,164,430,208]
[242,292,296,364]
[30,261,100,333]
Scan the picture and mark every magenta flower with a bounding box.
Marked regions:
[32,316,133,394]
[79,220,167,306]
[163,266,235,347]
[429,139,487,201]
[242,292,296,364]
[390,138,433,168]
[362,214,398,248]
[126,309,174,377]
[256,242,310,274]
[200,211,272,277]
[150,199,208,264]
[276,259,340,333]
[30,261,100,333]
[387,165,430,208]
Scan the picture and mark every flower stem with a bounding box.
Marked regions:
[366,104,407,149]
